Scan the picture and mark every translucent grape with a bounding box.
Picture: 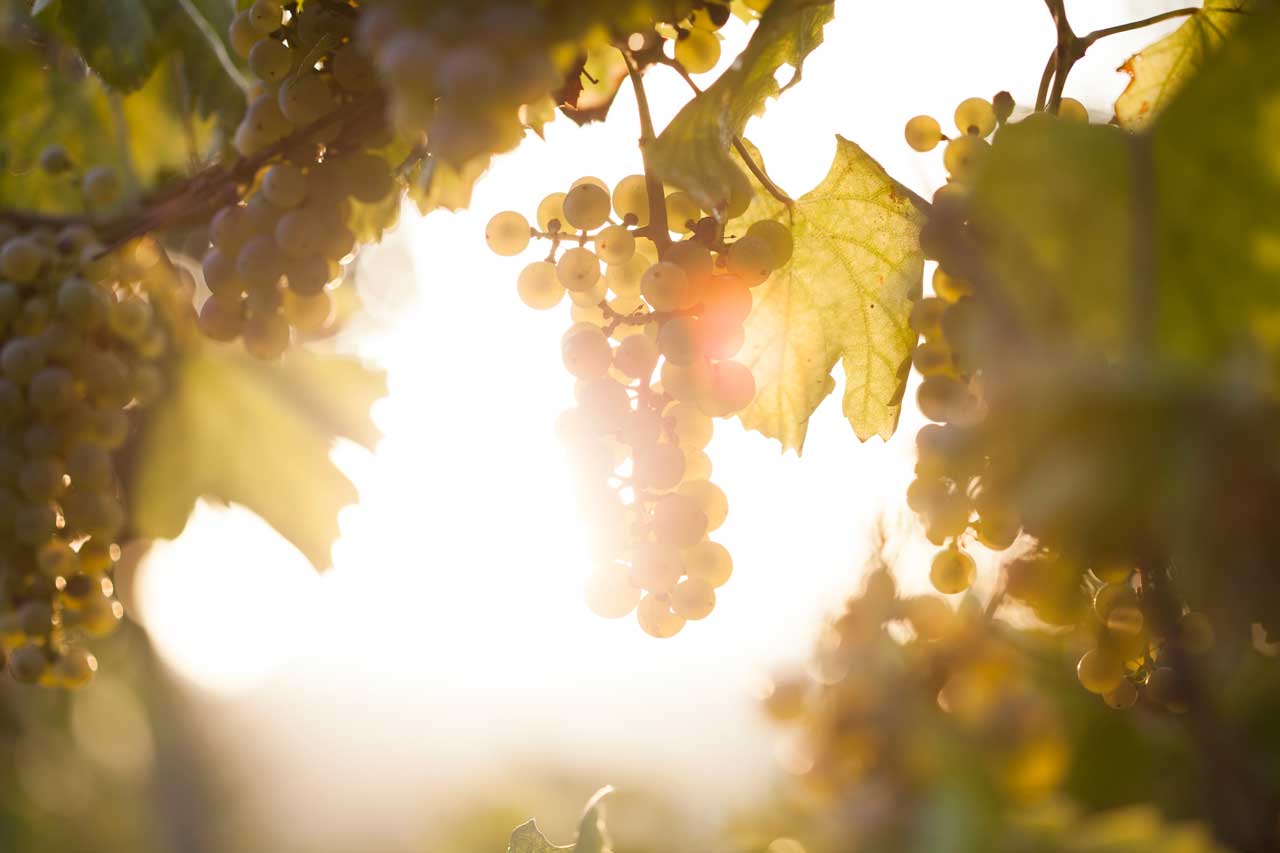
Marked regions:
[82,167,122,208]
[993,91,1015,123]
[943,136,990,183]
[516,261,563,310]
[561,326,613,379]
[657,316,701,366]
[682,447,712,481]
[247,0,282,34]
[932,267,973,302]
[726,235,774,285]
[954,97,997,136]
[612,175,650,226]
[595,225,636,264]
[637,594,684,638]
[243,312,290,360]
[678,479,727,531]
[1103,679,1138,710]
[485,211,532,256]
[905,115,943,152]
[585,568,641,619]
[332,45,378,93]
[613,334,658,379]
[229,10,261,58]
[676,27,721,74]
[536,192,567,231]
[278,74,335,125]
[249,38,293,82]
[683,540,731,587]
[562,184,612,231]
[1076,648,1125,695]
[1058,97,1089,123]
[929,545,975,594]
[909,296,948,338]
[262,163,308,209]
[628,542,683,593]
[653,492,708,547]
[746,220,794,268]
[641,262,691,311]
[912,341,953,376]
[667,401,713,449]
[556,247,601,292]
[664,192,701,234]
[670,577,716,620]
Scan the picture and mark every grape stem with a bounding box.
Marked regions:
[621,47,673,254]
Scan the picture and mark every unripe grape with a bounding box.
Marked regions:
[670,576,716,620]
[653,492,708,547]
[516,261,563,310]
[637,593,684,638]
[909,297,948,337]
[19,457,65,502]
[1058,97,1089,123]
[665,240,714,282]
[67,441,113,492]
[704,359,755,416]
[283,290,331,333]
[199,295,244,341]
[678,479,727,531]
[37,539,76,576]
[247,0,282,34]
[262,163,308,208]
[562,183,612,231]
[1103,679,1138,710]
[486,211,532,256]
[210,205,248,250]
[243,312,290,360]
[641,262,690,311]
[28,366,76,418]
[917,376,967,423]
[86,409,129,449]
[241,94,293,147]
[8,643,46,684]
[905,115,943,152]
[276,210,327,259]
[682,447,712,481]
[556,247,601,292]
[39,144,72,174]
[53,647,97,688]
[2,337,47,383]
[14,504,57,545]
[237,235,285,289]
[82,166,122,208]
[943,136,990,183]
[912,341,953,376]
[954,97,997,136]
[585,568,641,619]
[613,334,658,379]
[657,317,701,366]
[930,545,976,594]
[278,74,336,125]
[229,10,261,58]
[667,401,713,449]
[676,26,721,74]
[1077,648,1126,694]
[683,540,731,587]
[664,192,701,234]
[1144,666,1188,712]
[562,326,612,380]
[285,254,335,297]
[612,175,649,226]
[634,443,686,491]
[595,225,636,264]
[746,219,794,268]
[108,296,153,343]
[0,237,44,282]
[535,193,568,232]
[249,37,292,82]
[726,235,774,285]
[932,267,972,302]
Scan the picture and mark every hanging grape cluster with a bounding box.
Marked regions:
[0,187,171,687]
[487,174,792,637]
[205,0,400,358]
[900,94,1228,712]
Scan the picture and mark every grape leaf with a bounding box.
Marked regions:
[130,347,387,571]
[649,0,834,211]
[506,788,613,853]
[508,822,571,853]
[969,10,1280,365]
[1114,0,1257,129]
[734,137,925,451]
[57,0,158,92]
[410,155,490,214]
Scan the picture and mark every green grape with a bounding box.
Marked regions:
[57,276,112,328]
[612,175,650,226]
[634,443,686,491]
[485,211,532,256]
[1058,97,1089,123]
[975,511,1020,551]
[641,262,691,311]
[595,225,636,265]
[243,311,290,360]
[746,220,794,268]
[683,540,731,587]
[537,192,568,232]
[199,295,244,342]
[1076,648,1125,695]
[932,266,972,302]
[86,408,129,449]
[14,504,57,546]
[561,326,613,380]
[670,577,716,620]
[0,379,23,425]
[516,261,563,310]
[667,402,713,451]
[228,13,259,58]
[664,192,701,234]
[53,647,97,689]
[130,363,164,406]
[621,407,662,448]
[954,97,997,136]
[678,479,727,531]
[665,240,714,282]
[28,367,76,418]
[917,376,967,423]
[262,163,308,208]
[706,360,755,416]
[278,73,336,125]
[7,643,47,684]
[570,176,609,193]
[612,334,658,379]
[682,447,712,481]
[108,297,153,343]
[331,45,377,92]
[930,545,975,594]
[37,539,76,576]
[2,338,47,384]
[637,593,685,638]
[653,492,708,547]
[562,184,612,231]
[726,235,774,285]
[38,144,72,175]
[1144,666,1188,712]
[249,37,293,82]
[585,567,641,619]
[276,211,327,259]
[18,457,65,502]
[657,316,701,366]
[283,290,331,333]
[0,237,44,283]
[237,235,285,289]
[556,247,601,292]
[284,255,336,297]
[676,27,721,74]
[942,135,990,183]
[82,166,122,208]
[1180,611,1215,654]
[628,542,683,593]
[909,296,948,338]
[1103,679,1138,710]
[912,341,953,376]
[905,115,943,152]
[247,0,282,34]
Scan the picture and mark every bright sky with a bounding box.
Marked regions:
[129,2,1190,849]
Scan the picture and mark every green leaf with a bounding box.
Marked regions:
[969,10,1280,365]
[411,156,490,214]
[735,137,925,451]
[507,822,571,853]
[59,0,158,92]
[506,788,613,853]
[1114,1,1257,129]
[649,0,834,211]
[130,347,386,571]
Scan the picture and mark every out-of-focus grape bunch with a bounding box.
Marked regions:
[0,158,175,687]
[487,174,792,636]
[898,92,1266,712]
[201,0,402,358]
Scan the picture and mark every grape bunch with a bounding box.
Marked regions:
[0,215,170,688]
[207,0,400,358]
[487,174,792,636]
[901,94,1225,711]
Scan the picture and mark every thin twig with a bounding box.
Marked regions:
[1079,7,1200,46]
[621,47,672,253]
[176,0,252,94]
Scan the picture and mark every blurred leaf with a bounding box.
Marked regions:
[573,787,614,853]
[1114,1,1257,129]
[131,347,386,571]
[735,137,925,450]
[650,0,834,210]
[508,821,571,853]
[559,45,629,126]
[411,155,489,214]
[58,0,157,91]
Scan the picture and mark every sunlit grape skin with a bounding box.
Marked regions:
[905,115,943,152]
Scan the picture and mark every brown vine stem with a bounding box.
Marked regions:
[621,47,672,254]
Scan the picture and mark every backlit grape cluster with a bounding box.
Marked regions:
[487,174,792,636]
[206,0,400,357]
[902,95,1218,711]
[0,215,170,687]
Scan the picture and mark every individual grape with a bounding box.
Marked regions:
[661,359,714,403]
[82,166,122,208]
[1058,97,1089,123]
[637,594,685,638]
[556,247,601,292]
[28,367,76,418]
[917,376,967,422]
[954,97,997,136]
[975,512,1020,551]
[8,644,46,684]
[278,73,336,125]
[331,45,378,93]
[653,492,708,547]
[19,457,65,502]
[943,136,991,183]
[1,338,47,384]
[993,91,1015,123]
[229,9,261,58]
[243,312,290,360]
[1144,666,1188,712]
[726,235,775,285]
[905,115,943,152]
[912,341,953,376]
[485,211,532,256]
[53,647,97,689]
[1,237,44,283]
[199,296,244,341]
[536,192,568,232]
[932,267,973,302]
[585,567,641,619]
[562,183,612,231]
[613,334,659,379]
[516,261,564,310]
[670,577,716,620]
[675,26,721,74]
[568,278,608,308]
[1076,648,1125,695]
[108,296,153,343]
[247,0,281,34]
[1103,679,1139,710]
[746,220,794,268]
[249,38,293,82]
[683,447,712,481]
[678,479,727,531]
[664,192,701,234]
[595,225,636,264]
[667,401,713,449]
[237,235,285,289]
[657,316,701,365]
[262,163,308,209]
[562,326,613,379]
[683,540,731,587]
[909,296,948,337]
[38,144,72,175]
[14,504,57,545]
[704,360,756,415]
[612,175,650,226]
[930,545,976,594]
[634,444,686,491]
[641,262,691,312]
